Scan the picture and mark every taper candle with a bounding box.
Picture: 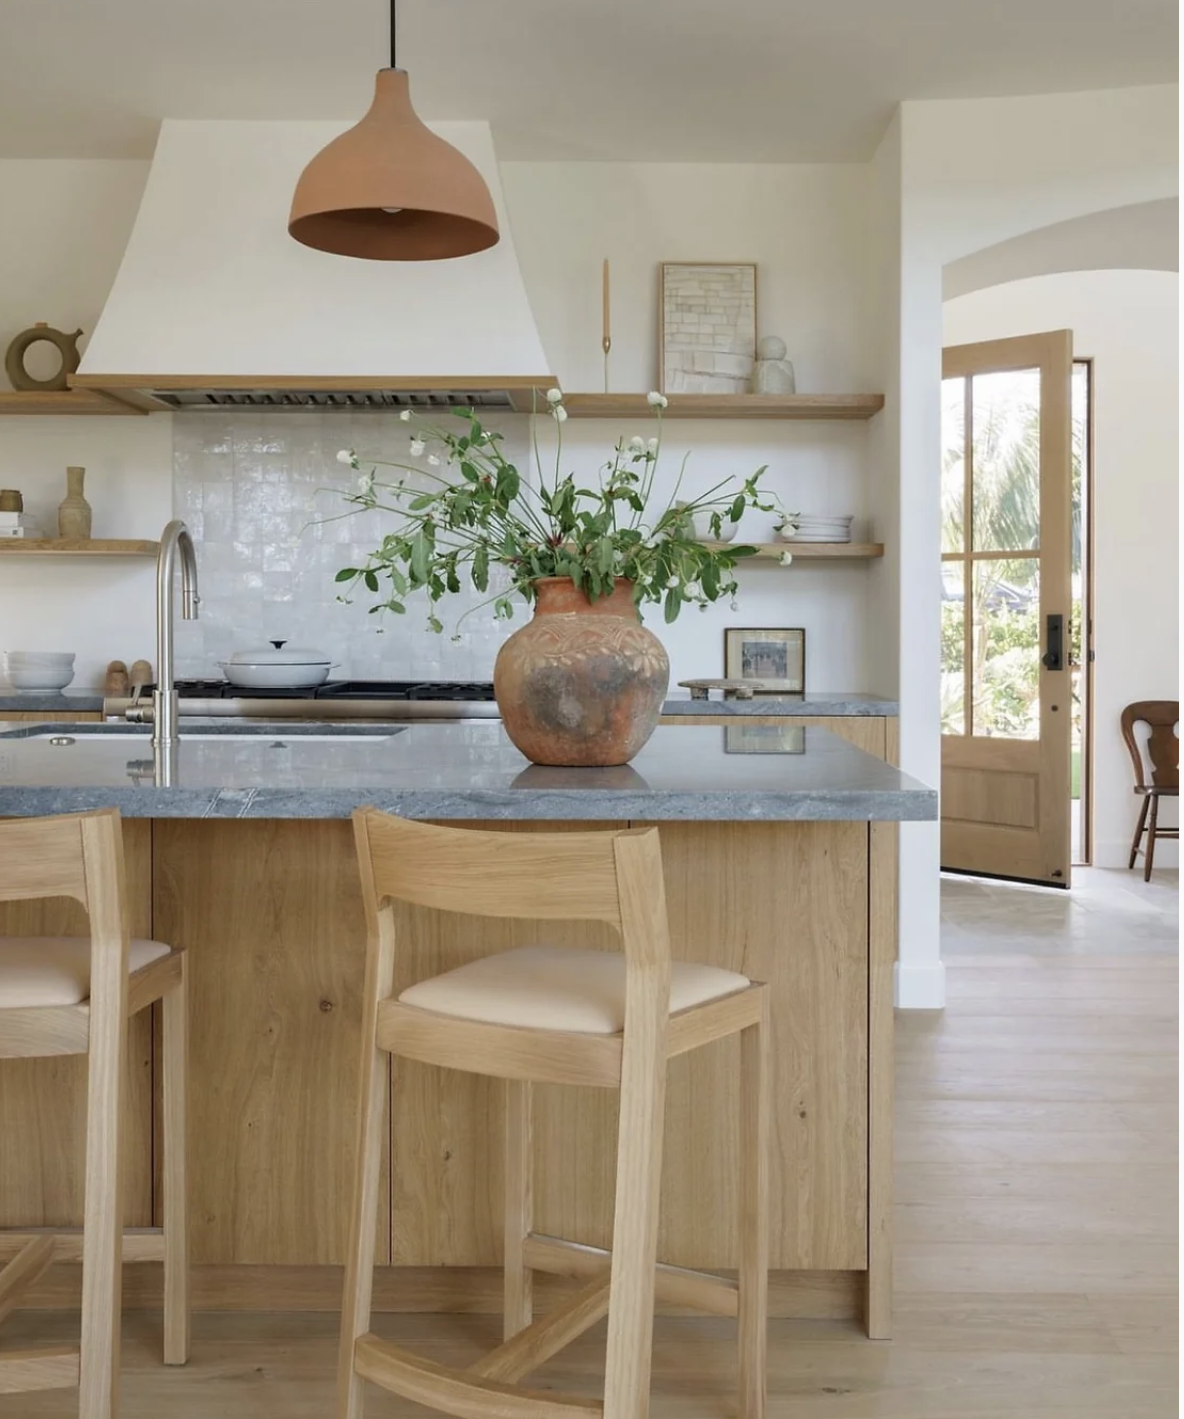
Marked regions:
[602,258,611,347]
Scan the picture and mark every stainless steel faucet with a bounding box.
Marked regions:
[152,520,200,749]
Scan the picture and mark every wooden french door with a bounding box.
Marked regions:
[940,330,1074,886]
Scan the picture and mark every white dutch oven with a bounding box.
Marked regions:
[219,641,335,690]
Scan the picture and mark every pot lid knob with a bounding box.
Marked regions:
[270,640,287,649]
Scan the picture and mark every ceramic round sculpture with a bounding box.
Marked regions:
[494,578,670,767]
[5,323,83,392]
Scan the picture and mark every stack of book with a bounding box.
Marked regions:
[0,512,44,539]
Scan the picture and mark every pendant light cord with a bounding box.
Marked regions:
[390,0,397,69]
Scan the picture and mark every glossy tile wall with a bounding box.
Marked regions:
[171,411,526,682]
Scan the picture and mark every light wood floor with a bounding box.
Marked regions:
[7,868,1177,1417]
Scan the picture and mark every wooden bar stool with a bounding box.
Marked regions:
[0,808,189,1419]
[339,809,770,1419]
[1121,700,1179,881]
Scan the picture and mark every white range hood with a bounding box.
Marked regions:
[74,118,554,411]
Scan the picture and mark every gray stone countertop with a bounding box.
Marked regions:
[0,719,935,823]
[0,690,899,716]
[0,689,106,712]
[661,692,899,716]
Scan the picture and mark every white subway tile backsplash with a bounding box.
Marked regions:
[172,411,527,681]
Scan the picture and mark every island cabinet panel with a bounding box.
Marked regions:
[660,715,889,760]
[149,817,869,1279]
[0,819,153,1230]
[151,820,390,1266]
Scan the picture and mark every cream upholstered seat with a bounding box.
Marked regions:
[399,945,750,1035]
[0,936,174,1008]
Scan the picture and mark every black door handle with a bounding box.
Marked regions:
[1042,613,1064,671]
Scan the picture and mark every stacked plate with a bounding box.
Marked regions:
[4,650,76,692]
[779,514,854,544]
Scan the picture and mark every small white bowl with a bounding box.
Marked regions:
[6,652,76,665]
[7,666,75,692]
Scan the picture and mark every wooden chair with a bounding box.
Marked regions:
[339,809,770,1419]
[0,808,188,1419]
[1121,701,1179,882]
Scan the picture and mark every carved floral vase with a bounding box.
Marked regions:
[494,578,670,767]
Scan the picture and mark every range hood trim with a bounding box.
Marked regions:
[70,373,558,414]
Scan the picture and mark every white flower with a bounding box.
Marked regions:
[628,436,645,453]
[779,551,794,567]
[399,409,413,422]
[546,387,564,405]
[552,405,568,423]
[336,449,358,467]
[686,581,702,598]
[647,391,669,409]
[730,597,740,611]
[427,454,441,466]
[648,438,659,453]
[666,575,679,588]
[409,438,426,457]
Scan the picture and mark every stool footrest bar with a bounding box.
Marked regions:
[523,1234,739,1318]
[355,1333,603,1417]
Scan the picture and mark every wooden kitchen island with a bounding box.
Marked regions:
[0,720,934,1337]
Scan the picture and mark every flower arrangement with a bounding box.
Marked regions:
[333,389,772,634]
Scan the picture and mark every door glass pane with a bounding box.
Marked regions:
[971,557,1041,739]
[941,564,966,734]
[971,369,1041,552]
[941,377,966,553]
[1070,360,1090,860]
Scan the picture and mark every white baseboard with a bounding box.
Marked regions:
[1092,835,1179,870]
[895,960,946,1009]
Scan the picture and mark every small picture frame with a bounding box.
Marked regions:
[659,262,758,395]
[724,627,805,694]
[724,723,806,755]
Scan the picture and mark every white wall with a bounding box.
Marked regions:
[0,159,170,690]
[503,161,882,688]
[944,269,1179,868]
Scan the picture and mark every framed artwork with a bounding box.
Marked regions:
[659,262,757,395]
[724,723,806,755]
[724,627,805,694]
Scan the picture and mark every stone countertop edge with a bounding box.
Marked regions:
[660,693,899,716]
[0,784,937,823]
[0,691,106,711]
[0,692,900,717]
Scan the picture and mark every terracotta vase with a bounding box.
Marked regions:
[494,578,669,767]
[57,466,92,539]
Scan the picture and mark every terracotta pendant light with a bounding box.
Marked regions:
[288,0,500,261]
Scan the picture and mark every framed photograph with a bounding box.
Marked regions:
[659,262,757,395]
[724,627,805,693]
[724,723,806,755]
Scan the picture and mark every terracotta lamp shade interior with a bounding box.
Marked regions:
[288,69,500,261]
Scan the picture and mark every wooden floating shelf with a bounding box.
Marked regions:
[561,393,885,421]
[0,389,147,416]
[706,542,884,562]
[0,538,160,556]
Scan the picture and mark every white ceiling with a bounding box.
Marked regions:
[0,0,1177,162]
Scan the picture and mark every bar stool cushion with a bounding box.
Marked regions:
[0,938,174,1008]
[398,945,750,1035]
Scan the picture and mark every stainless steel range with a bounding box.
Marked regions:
[105,680,501,723]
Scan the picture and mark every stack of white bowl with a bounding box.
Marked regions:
[4,651,76,693]
[779,514,854,544]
